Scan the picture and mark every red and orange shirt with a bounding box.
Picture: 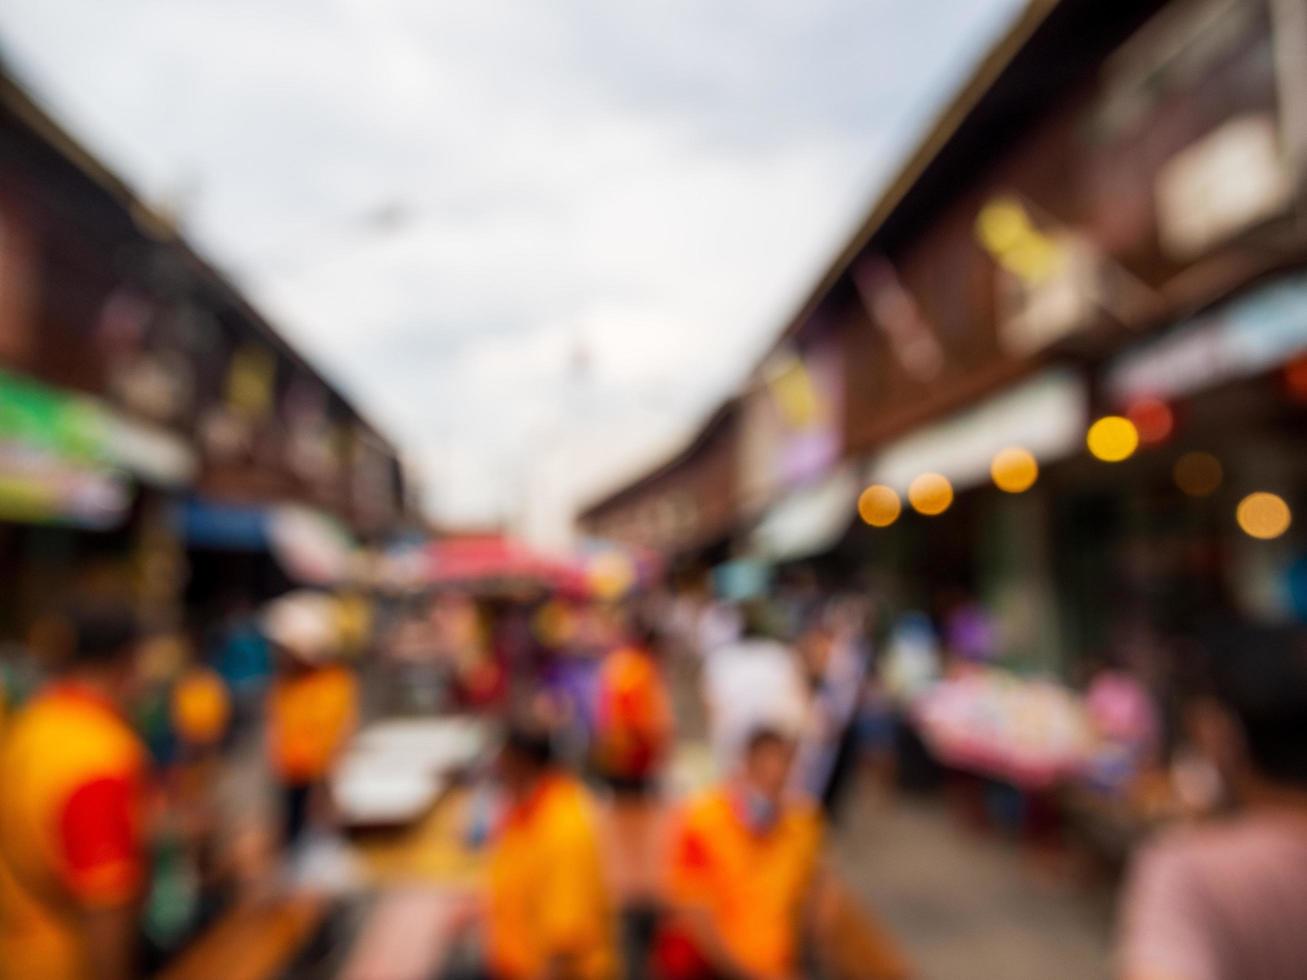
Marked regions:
[268,664,358,784]
[595,646,671,779]
[0,684,148,980]
[665,787,822,978]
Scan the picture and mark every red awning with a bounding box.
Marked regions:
[426,535,585,592]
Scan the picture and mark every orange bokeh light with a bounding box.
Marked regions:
[1236,492,1292,540]
[858,484,902,527]
[908,473,954,516]
[990,447,1038,493]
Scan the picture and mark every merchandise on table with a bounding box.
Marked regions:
[911,667,1095,789]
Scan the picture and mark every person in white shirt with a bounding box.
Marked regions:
[701,602,806,773]
[694,600,742,662]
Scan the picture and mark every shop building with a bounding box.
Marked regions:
[0,70,411,640]
[578,0,1307,669]
[578,400,741,573]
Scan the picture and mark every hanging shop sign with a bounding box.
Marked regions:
[101,412,197,487]
[998,234,1101,356]
[866,368,1087,494]
[284,376,337,486]
[1155,114,1292,258]
[976,196,1104,356]
[852,258,943,382]
[109,349,194,424]
[225,344,277,421]
[96,291,196,426]
[1107,273,1307,404]
[197,405,252,463]
[739,337,844,511]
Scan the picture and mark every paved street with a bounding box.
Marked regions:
[833,781,1114,980]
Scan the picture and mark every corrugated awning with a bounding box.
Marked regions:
[750,465,860,564]
[866,368,1087,494]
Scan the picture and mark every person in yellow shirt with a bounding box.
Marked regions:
[263,591,358,849]
[485,724,617,980]
[659,727,823,980]
[0,602,150,980]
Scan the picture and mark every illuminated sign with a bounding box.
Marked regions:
[976,196,1101,355]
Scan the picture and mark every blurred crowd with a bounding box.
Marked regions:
[3,569,1305,980]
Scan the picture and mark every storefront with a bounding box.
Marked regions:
[850,368,1089,672]
[1052,274,1307,664]
[175,497,361,627]
[0,368,195,637]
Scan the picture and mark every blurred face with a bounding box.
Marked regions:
[496,748,542,801]
[1185,698,1246,785]
[800,628,833,679]
[743,736,795,803]
[117,644,150,702]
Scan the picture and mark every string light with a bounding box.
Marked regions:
[908,473,954,516]
[991,447,1038,493]
[1087,416,1139,462]
[1236,492,1292,540]
[858,485,901,527]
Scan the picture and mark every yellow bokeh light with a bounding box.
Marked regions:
[1236,492,1292,540]
[858,484,901,527]
[1087,416,1139,463]
[908,473,954,516]
[990,447,1038,493]
[1173,452,1223,497]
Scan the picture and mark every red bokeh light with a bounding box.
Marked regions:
[1284,355,1307,403]
[1125,397,1174,445]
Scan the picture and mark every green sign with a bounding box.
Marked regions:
[0,369,107,460]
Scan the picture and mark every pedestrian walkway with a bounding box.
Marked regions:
[832,780,1113,980]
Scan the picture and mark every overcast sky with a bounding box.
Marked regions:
[0,0,1020,535]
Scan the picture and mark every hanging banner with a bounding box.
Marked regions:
[740,335,844,511]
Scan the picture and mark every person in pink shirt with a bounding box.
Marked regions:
[1118,624,1307,980]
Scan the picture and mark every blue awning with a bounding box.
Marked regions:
[173,499,270,550]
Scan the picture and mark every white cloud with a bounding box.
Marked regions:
[0,0,1022,533]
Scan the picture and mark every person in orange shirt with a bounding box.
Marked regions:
[659,726,823,980]
[484,724,617,980]
[0,602,150,980]
[263,591,358,849]
[594,620,672,797]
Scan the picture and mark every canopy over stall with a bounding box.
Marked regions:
[426,534,585,593]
